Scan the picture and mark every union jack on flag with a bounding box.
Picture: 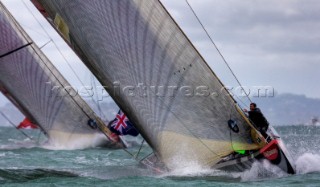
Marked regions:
[108,110,139,136]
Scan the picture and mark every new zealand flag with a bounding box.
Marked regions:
[108,110,139,136]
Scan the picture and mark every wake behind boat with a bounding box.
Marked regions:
[31,0,295,174]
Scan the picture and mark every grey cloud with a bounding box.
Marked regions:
[163,0,320,54]
[161,0,320,98]
[2,0,319,99]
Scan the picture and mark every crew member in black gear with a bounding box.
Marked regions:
[244,103,269,139]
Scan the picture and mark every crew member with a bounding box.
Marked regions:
[244,103,269,139]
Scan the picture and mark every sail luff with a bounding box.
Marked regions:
[32,0,263,168]
[157,0,266,146]
[0,84,47,134]
[3,2,88,124]
[158,1,237,105]
[158,2,263,143]
[0,2,121,148]
[5,2,99,123]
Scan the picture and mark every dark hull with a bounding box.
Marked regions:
[141,138,295,174]
[214,152,257,172]
[215,139,295,174]
[257,139,295,174]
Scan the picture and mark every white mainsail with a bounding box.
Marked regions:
[32,0,265,169]
[0,2,123,149]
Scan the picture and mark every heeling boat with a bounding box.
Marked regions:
[0,2,124,149]
[32,0,295,173]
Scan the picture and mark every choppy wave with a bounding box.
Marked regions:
[0,125,320,186]
[153,125,320,182]
[0,169,78,183]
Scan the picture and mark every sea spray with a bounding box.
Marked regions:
[1,126,320,185]
[239,160,288,181]
[42,133,108,150]
[295,153,320,174]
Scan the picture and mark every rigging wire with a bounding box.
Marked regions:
[18,2,91,120]
[184,2,268,145]
[135,139,145,159]
[156,0,224,159]
[90,74,106,120]
[21,1,103,115]
[185,0,252,106]
[19,0,219,161]
[19,1,126,145]
[36,129,42,143]
[0,111,35,141]
[20,23,51,39]
[20,1,145,159]
[39,39,52,49]
[0,43,32,58]
[20,1,140,157]
[19,1,246,163]
[183,0,268,154]
[12,2,121,146]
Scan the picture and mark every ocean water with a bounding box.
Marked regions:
[0,126,319,187]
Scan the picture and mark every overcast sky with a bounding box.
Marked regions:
[161,0,320,99]
[1,0,320,108]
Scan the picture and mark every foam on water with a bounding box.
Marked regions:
[0,138,39,150]
[41,133,109,150]
[236,152,320,181]
[295,153,320,174]
[167,162,211,177]
[166,161,287,181]
[161,152,314,182]
[222,151,317,182]
[160,164,239,183]
[236,160,288,181]
[1,126,319,185]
